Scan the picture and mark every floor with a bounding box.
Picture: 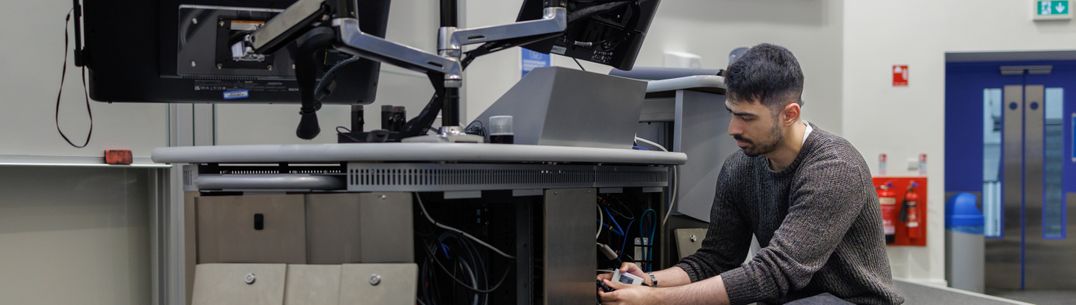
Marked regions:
[990,290,1076,305]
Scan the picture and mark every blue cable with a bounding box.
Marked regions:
[620,218,635,262]
[603,206,626,236]
[638,209,657,272]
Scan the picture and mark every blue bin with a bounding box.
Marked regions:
[945,192,985,293]
[946,193,984,235]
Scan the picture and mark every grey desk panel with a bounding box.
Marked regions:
[673,90,733,221]
[646,75,726,94]
[152,143,686,165]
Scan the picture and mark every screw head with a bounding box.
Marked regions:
[190,61,197,68]
[191,18,198,25]
[216,63,223,70]
[267,65,273,71]
[244,273,256,285]
[219,20,225,27]
[369,274,382,286]
[689,234,698,243]
[379,194,388,200]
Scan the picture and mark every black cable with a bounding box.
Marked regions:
[573,58,586,71]
[421,241,512,294]
[461,32,561,69]
[464,119,485,137]
[313,56,361,101]
[56,8,93,148]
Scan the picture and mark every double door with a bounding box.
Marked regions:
[946,61,1076,291]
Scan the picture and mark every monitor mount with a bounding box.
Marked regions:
[248,0,567,142]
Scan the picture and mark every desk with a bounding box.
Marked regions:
[153,143,685,304]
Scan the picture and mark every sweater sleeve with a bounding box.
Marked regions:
[675,157,753,282]
[719,157,871,305]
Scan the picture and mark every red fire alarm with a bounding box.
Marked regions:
[104,149,133,165]
[893,65,909,87]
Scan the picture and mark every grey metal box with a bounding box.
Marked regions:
[473,67,647,149]
[305,193,414,264]
[192,264,287,305]
[197,195,307,264]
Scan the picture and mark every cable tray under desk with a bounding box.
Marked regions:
[346,163,669,192]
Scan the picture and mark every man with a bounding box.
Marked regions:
[598,43,903,305]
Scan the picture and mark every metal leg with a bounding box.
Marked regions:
[517,197,535,305]
[543,189,596,305]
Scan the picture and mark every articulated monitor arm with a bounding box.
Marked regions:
[249,0,566,140]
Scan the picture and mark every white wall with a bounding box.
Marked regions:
[0,1,168,158]
[843,0,1076,285]
[464,0,845,134]
[0,167,152,305]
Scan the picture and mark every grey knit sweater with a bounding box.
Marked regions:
[676,127,903,305]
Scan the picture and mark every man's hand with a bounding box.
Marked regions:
[597,279,660,305]
[596,262,653,286]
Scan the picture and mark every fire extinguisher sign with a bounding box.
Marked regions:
[893,65,909,87]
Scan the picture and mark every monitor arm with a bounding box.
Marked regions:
[249,0,566,141]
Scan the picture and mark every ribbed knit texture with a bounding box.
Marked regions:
[675,127,904,305]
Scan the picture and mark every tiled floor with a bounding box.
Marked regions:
[990,290,1076,305]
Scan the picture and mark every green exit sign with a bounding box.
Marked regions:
[1036,0,1072,20]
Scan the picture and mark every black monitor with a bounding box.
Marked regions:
[81,0,389,104]
[517,0,660,70]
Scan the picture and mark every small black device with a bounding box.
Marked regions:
[79,0,390,104]
[517,0,661,70]
[597,279,615,292]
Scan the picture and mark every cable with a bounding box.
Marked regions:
[604,197,636,220]
[639,209,657,272]
[619,218,635,261]
[573,58,586,71]
[313,56,361,100]
[634,136,667,152]
[603,206,626,237]
[634,136,678,227]
[596,205,604,239]
[415,193,516,260]
[663,166,678,227]
[421,241,512,294]
[56,7,93,148]
[457,259,480,305]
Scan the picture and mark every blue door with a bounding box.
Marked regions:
[946,61,1076,291]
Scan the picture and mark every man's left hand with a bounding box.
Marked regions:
[598,279,660,305]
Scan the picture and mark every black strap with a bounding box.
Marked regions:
[56,8,93,148]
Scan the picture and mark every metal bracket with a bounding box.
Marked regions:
[332,18,462,81]
[439,7,567,55]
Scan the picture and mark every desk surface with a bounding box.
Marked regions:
[152,143,687,165]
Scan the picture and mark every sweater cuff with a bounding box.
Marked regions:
[674,262,703,282]
[720,268,760,305]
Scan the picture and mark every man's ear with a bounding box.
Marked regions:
[781,102,801,126]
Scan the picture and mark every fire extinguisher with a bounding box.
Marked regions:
[901,182,922,240]
[877,182,898,244]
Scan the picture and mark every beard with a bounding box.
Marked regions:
[735,121,783,157]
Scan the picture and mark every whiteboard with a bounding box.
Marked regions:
[0,0,439,158]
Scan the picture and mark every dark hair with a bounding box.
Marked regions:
[724,43,804,109]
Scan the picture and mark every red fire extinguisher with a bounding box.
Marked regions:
[902,182,922,240]
[877,182,898,244]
